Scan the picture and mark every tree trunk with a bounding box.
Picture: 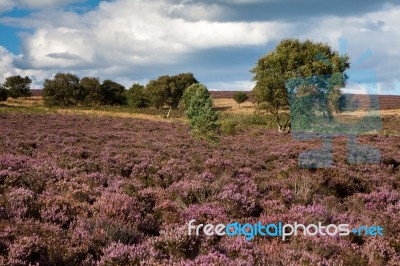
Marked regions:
[166,106,172,118]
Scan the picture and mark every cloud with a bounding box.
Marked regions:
[1,0,400,93]
[11,0,289,71]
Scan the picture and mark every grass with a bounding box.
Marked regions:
[1,96,400,135]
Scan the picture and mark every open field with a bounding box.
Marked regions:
[0,94,400,265]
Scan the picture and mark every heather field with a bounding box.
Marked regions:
[0,111,399,265]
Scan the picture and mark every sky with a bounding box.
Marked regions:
[0,0,400,94]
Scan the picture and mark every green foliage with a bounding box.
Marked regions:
[0,84,7,101]
[179,83,210,111]
[43,73,84,107]
[146,73,198,109]
[3,75,32,98]
[101,80,127,105]
[126,83,150,108]
[186,90,220,142]
[233,91,249,108]
[251,38,350,132]
[221,120,238,135]
[80,77,103,106]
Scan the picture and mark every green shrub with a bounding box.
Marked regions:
[221,120,238,135]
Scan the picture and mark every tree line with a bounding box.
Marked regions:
[1,38,351,135]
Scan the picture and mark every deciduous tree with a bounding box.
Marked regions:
[251,39,350,132]
[3,75,32,98]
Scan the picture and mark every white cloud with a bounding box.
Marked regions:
[295,6,400,94]
[1,0,400,93]
[11,0,288,72]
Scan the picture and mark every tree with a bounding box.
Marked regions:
[179,83,210,111]
[186,89,220,142]
[101,80,126,105]
[146,73,198,115]
[80,77,103,106]
[251,39,350,132]
[3,75,32,98]
[233,92,249,108]
[126,83,150,108]
[0,84,7,102]
[43,73,84,107]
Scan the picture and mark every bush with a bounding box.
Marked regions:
[221,120,238,135]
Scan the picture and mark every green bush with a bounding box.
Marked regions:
[221,120,238,135]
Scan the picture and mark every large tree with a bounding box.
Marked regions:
[126,83,150,108]
[146,73,198,116]
[3,75,32,98]
[251,39,350,132]
[43,73,84,107]
[80,77,103,106]
[100,80,126,105]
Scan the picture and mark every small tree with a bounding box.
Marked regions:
[179,83,210,111]
[126,83,150,108]
[3,75,32,98]
[0,84,8,102]
[43,73,83,107]
[101,80,126,105]
[233,91,249,108]
[186,89,220,142]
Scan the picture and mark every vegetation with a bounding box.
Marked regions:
[100,79,126,106]
[126,83,150,108]
[233,91,249,108]
[43,73,83,107]
[179,83,210,111]
[80,77,103,106]
[186,87,220,142]
[3,75,32,98]
[0,84,7,101]
[0,113,398,265]
[146,73,198,115]
[251,38,350,132]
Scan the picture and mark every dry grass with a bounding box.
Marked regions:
[213,98,256,114]
[4,96,43,106]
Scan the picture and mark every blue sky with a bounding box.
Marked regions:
[0,0,400,94]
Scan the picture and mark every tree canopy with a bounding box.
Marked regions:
[233,92,249,108]
[0,84,7,102]
[146,73,198,109]
[251,38,350,132]
[3,75,32,98]
[43,73,83,107]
